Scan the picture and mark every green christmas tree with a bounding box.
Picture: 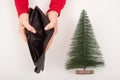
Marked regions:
[65,10,104,74]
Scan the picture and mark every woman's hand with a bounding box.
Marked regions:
[18,13,36,43]
[45,11,58,51]
[18,11,58,52]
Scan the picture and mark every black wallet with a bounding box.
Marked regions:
[25,6,54,73]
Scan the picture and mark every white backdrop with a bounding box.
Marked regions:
[0,0,120,80]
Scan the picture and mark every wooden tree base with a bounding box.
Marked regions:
[76,69,94,74]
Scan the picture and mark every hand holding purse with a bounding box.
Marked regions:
[25,6,54,73]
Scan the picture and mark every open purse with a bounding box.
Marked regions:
[25,6,54,73]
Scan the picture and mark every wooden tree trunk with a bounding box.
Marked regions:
[76,69,94,74]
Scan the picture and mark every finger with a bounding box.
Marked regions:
[53,22,58,36]
[45,22,55,30]
[23,22,36,33]
[45,37,54,51]
[45,23,58,52]
[19,24,27,43]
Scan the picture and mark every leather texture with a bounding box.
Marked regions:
[25,6,54,73]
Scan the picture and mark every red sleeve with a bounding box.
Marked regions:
[47,0,66,16]
[14,0,66,17]
[14,0,29,17]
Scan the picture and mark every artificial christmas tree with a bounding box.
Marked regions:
[65,10,104,74]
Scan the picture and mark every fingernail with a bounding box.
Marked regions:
[33,30,36,33]
[45,27,48,30]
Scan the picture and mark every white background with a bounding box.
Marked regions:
[0,0,120,80]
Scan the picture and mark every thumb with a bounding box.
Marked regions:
[45,23,54,30]
[24,22,36,33]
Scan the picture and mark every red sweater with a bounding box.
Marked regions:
[14,0,66,17]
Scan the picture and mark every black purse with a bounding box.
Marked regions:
[25,6,54,73]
